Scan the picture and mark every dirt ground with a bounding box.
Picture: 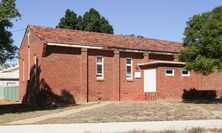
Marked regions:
[37,100,222,124]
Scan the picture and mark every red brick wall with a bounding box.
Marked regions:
[19,34,28,101]
[200,71,222,97]
[19,30,45,101]
[87,49,115,101]
[154,67,222,99]
[41,46,83,103]
[119,52,145,101]
[156,67,198,99]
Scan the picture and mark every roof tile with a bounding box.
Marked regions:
[29,25,183,53]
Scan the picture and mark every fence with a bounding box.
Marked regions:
[0,86,4,100]
[0,86,19,101]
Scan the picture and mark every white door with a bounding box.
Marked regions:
[144,69,156,92]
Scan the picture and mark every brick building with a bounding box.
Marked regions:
[19,25,222,106]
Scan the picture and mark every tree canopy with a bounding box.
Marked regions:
[57,8,114,34]
[0,63,10,70]
[56,9,81,30]
[0,0,20,22]
[0,0,20,64]
[179,6,222,75]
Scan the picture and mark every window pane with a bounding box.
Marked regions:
[166,70,173,74]
[97,65,102,73]
[127,66,131,74]
[97,74,102,77]
[126,75,131,78]
[97,57,102,63]
[182,70,189,75]
[127,59,131,64]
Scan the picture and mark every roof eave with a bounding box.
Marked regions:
[47,42,179,55]
[138,61,186,66]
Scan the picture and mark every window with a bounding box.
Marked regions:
[6,82,16,87]
[96,56,104,79]
[181,70,190,76]
[126,58,133,80]
[165,69,174,76]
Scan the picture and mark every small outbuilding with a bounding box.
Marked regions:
[0,65,19,100]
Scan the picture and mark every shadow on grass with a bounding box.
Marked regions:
[182,88,222,104]
[0,102,79,115]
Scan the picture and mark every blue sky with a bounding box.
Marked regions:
[9,0,222,64]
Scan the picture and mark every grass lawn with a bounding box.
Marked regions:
[36,100,222,124]
[0,102,93,124]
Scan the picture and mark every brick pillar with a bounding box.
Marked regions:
[80,48,88,103]
[143,53,149,62]
[113,50,120,101]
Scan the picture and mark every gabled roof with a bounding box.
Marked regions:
[0,65,19,79]
[0,73,19,79]
[29,25,183,53]
[0,65,19,73]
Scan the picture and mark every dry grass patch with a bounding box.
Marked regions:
[37,101,222,124]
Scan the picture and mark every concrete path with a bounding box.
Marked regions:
[1,119,222,133]
[7,102,110,125]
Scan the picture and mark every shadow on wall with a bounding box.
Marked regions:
[182,88,222,103]
[22,58,75,108]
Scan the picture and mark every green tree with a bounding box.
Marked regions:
[0,0,20,22]
[179,6,222,75]
[57,8,114,34]
[82,8,113,34]
[0,63,10,70]
[56,9,81,30]
[76,16,84,30]
[0,0,20,64]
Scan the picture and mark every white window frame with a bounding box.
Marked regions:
[34,54,37,65]
[126,58,133,80]
[22,59,25,82]
[27,32,30,80]
[96,56,104,79]
[34,54,37,73]
[181,69,190,77]
[165,69,174,76]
